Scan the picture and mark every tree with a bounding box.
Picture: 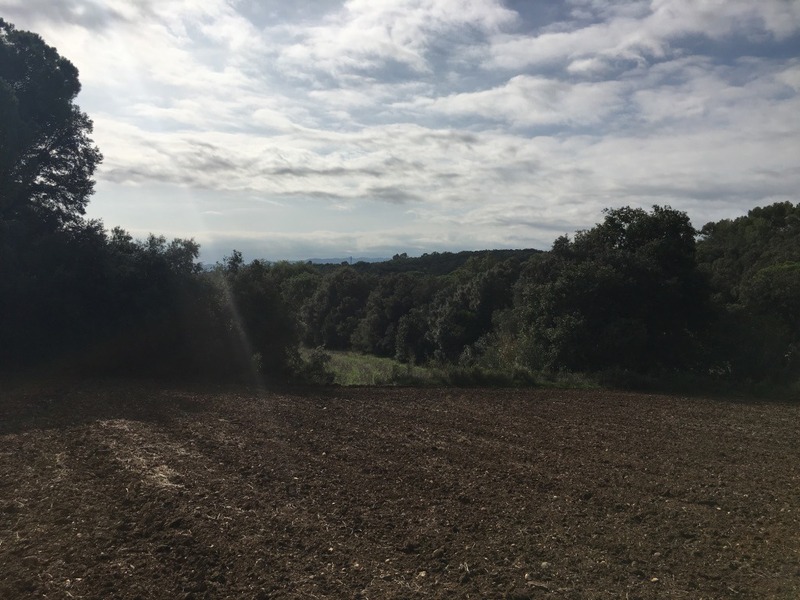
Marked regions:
[427,258,521,364]
[350,272,438,357]
[217,258,298,376]
[0,20,301,381]
[697,203,800,381]
[0,19,101,228]
[697,201,800,304]
[395,308,434,364]
[721,262,800,381]
[304,267,374,349]
[511,206,711,373]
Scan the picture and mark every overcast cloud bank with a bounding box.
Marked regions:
[2,0,798,260]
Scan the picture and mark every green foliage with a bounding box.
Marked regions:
[215,257,299,377]
[303,267,374,349]
[292,202,797,390]
[741,262,800,328]
[320,351,601,389]
[324,351,435,386]
[698,203,800,382]
[509,206,710,373]
[731,263,800,381]
[0,217,299,380]
[288,347,336,385]
[350,272,440,357]
[426,258,521,363]
[394,307,435,364]
[697,202,800,304]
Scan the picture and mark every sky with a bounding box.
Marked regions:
[2,0,799,262]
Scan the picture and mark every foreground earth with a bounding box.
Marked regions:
[1,380,798,599]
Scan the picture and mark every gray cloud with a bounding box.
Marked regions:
[366,186,422,205]
[175,145,242,173]
[486,0,800,73]
[10,0,798,261]
[0,0,127,29]
[266,166,383,178]
[621,180,799,204]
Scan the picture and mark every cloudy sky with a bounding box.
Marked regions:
[3,0,799,261]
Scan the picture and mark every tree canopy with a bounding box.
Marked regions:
[0,18,101,228]
[509,206,710,373]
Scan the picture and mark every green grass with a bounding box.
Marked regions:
[300,349,799,399]
[326,351,437,386]
[322,351,602,389]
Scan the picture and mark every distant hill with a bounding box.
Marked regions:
[305,257,389,265]
[314,248,544,276]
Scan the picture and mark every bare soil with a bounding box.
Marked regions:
[1,380,799,599]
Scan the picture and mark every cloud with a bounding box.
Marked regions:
[273,0,517,78]
[0,0,127,29]
[406,74,625,127]
[267,165,382,178]
[4,1,799,261]
[487,0,800,73]
[365,186,422,205]
[632,57,800,131]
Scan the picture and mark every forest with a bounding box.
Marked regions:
[2,19,798,393]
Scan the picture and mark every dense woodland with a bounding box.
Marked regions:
[2,20,798,391]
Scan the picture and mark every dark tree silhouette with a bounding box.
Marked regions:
[0,19,102,228]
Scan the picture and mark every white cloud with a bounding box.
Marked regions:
[487,0,800,73]
[3,0,798,260]
[406,75,626,127]
[273,0,516,78]
[632,57,800,134]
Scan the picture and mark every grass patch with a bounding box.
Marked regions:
[299,349,798,399]
[326,351,437,386]
[322,351,603,389]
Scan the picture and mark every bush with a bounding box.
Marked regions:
[288,347,335,385]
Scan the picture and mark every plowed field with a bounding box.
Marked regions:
[1,381,799,599]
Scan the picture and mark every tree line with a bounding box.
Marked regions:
[284,202,799,388]
[1,19,798,389]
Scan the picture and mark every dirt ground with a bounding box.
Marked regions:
[1,380,798,599]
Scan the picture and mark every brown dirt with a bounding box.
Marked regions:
[1,380,799,599]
